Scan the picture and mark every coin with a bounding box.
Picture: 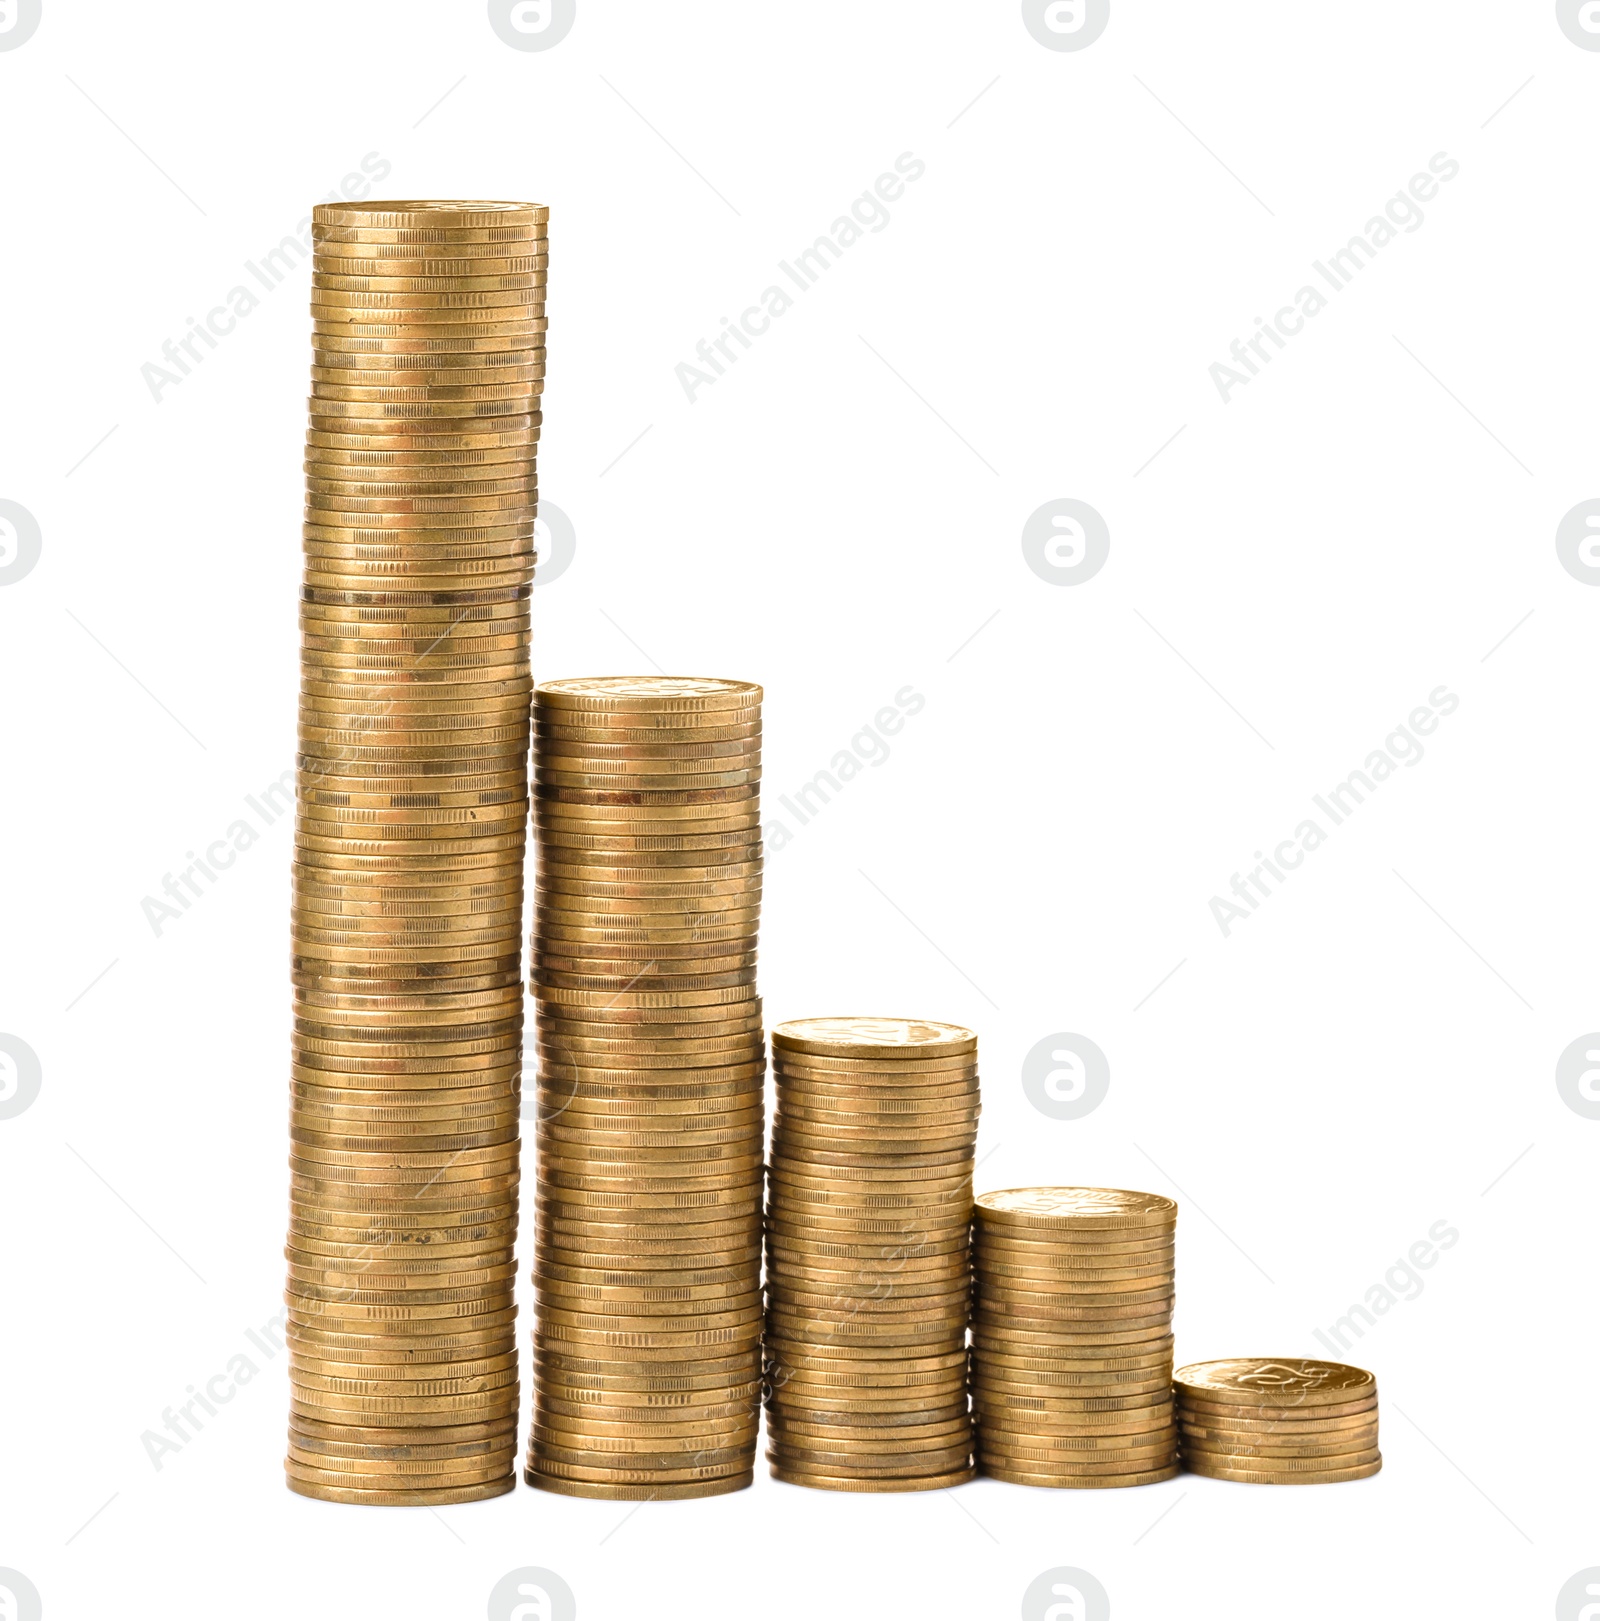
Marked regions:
[977,1187,1177,1232]
[1173,1358,1377,1408]
[771,1018,977,1061]
[980,1462,1179,1489]
[313,222,548,243]
[285,1470,516,1505]
[1178,1409,1379,1438]
[525,1470,752,1499]
[536,677,761,714]
[1182,1456,1383,1485]
[1177,1393,1380,1422]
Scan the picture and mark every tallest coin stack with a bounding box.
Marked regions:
[285,200,547,1506]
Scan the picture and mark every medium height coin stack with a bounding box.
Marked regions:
[285,199,547,1505]
[765,1018,979,1491]
[528,677,766,1499]
[971,1188,1178,1487]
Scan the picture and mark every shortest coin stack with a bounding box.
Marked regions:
[1174,1358,1381,1484]
[765,1018,980,1492]
[972,1188,1179,1488]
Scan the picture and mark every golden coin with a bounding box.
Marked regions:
[976,1346,1173,1375]
[1177,1393,1380,1425]
[309,358,547,382]
[536,1011,762,1038]
[306,450,533,476]
[539,855,761,879]
[975,1306,1173,1332]
[767,1445,973,1477]
[765,1464,974,1493]
[285,1470,516,1505]
[543,741,760,764]
[310,328,544,353]
[311,236,547,260]
[289,1379,519,1413]
[973,1386,1171,1412]
[307,425,536,454]
[975,1412,1176,1441]
[288,1430,514,1463]
[1182,1455,1383,1485]
[313,268,546,292]
[980,1278,1174,1306]
[978,1244,1174,1272]
[302,524,536,551]
[306,481,538,507]
[979,1244,1173,1270]
[524,1470,751,1500]
[284,1446,516,1482]
[314,200,548,228]
[308,286,546,312]
[1180,1433,1379,1461]
[771,1018,976,1061]
[977,1187,1177,1231]
[972,1305,1174,1334]
[979,1461,1179,1489]
[289,1398,515,1430]
[765,1352,967,1381]
[1178,1409,1379,1438]
[774,1052,978,1078]
[1174,1358,1375,1407]
[289,1363,519,1399]
[976,1377,1173,1407]
[536,677,761,714]
[527,1456,754,1488]
[313,222,548,244]
[765,1452,972,1479]
[313,250,547,274]
[979,1440,1176,1472]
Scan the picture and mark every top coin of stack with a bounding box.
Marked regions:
[1175,1358,1381,1483]
[972,1187,1179,1488]
[286,199,547,1507]
[765,1018,980,1493]
[527,676,766,1500]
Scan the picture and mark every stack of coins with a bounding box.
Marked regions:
[765,1018,979,1492]
[285,199,547,1506]
[1175,1358,1381,1483]
[972,1188,1178,1488]
[526,676,766,1500]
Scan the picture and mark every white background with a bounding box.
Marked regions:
[0,2,1594,1617]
